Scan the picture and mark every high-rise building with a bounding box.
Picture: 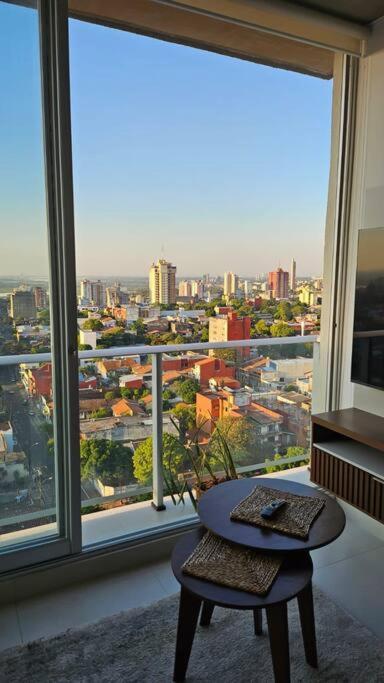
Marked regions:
[106,283,123,308]
[268,268,289,299]
[191,280,204,299]
[90,280,106,307]
[33,286,48,310]
[178,280,192,297]
[80,279,92,302]
[149,259,176,305]
[290,258,297,292]
[10,288,36,321]
[223,272,238,297]
[79,279,106,307]
[209,310,251,358]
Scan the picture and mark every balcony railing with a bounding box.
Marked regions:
[0,335,317,542]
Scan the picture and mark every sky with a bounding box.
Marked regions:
[0,2,332,279]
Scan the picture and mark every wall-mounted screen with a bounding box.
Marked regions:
[351,227,384,390]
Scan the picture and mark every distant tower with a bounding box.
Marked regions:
[149,259,177,305]
[290,258,297,292]
[268,267,289,299]
[223,272,238,297]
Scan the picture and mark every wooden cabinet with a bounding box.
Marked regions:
[311,408,384,523]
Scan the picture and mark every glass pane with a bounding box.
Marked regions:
[0,1,58,548]
[80,354,196,547]
[79,341,313,547]
[69,18,330,546]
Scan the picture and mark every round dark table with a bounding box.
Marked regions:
[172,529,316,683]
[198,477,346,553]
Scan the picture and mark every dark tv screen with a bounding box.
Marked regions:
[351,227,384,389]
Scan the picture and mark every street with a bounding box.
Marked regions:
[0,365,56,527]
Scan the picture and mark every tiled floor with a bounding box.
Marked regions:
[0,466,383,654]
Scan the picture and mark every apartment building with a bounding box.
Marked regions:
[149,259,177,305]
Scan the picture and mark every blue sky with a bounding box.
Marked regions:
[0,2,332,278]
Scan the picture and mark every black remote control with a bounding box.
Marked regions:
[260,499,287,519]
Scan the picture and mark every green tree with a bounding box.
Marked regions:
[265,447,308,473]
[81,363,97,376]
[200,327,209,342]
[104,390,119,401]
[90,407,112,419]
[163,388,174,401]
[78,344,93,351]
[275,302,293,321]
[80,439,134,486]
[133,433,185,485]
[176,378,200,404]
[213,348,236,363]
[270,322,295,337]
[82,318,103,331]
[171,404,196,443]
[37,308,50,325]
[291,303,307,316]
[209,416,253,465]
[254,320,269,336]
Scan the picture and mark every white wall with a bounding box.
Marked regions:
[339,50,384,415]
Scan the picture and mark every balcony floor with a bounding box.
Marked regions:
[0,467,383,658]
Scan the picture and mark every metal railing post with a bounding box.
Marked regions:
[152,352,165,511]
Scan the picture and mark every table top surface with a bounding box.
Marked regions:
[198,477,346,553]
[172,528,313,608]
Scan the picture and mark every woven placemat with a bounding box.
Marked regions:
[230,485,325,540]
[182,531,282,596]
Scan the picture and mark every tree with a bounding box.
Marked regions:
[200,327,209,342]
[82,318,103,331]
[37,308,50,325]
[265,447,308,473]
[176,378,200,404]
[270,322,295,337]
[81,363,97,376]
[90,407,112,419]
[104,390,119,401]
[291,303,307,316]
[80,439,134,486]
[78,344,93,351]
[133,433,185,485]
[254,320,269,336]
[275,301,293,321]
[209,416,253,465]
[213,348,236,363]
[171,404,196,443]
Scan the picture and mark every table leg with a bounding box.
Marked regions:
[297,580,318,668]
[200,601,215,627]
[253,608,262,635]
[266,602,290,683]
[173,587,202,682]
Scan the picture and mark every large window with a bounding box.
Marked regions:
[0,1,59,551]
[0,1,333,567]
[68,20,331,546]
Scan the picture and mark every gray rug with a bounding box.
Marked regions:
[0,587,383,682]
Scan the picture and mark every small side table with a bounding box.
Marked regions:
[172,529,316,683]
